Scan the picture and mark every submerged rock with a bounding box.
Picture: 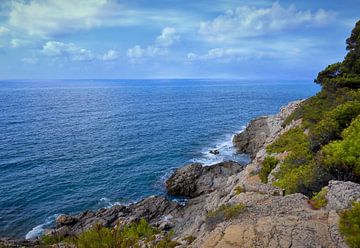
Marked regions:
[165,161,243,198]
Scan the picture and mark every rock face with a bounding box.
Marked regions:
[165,161,243,198]
[48,196,180,237]
[325,180,360,211]
[233,100,304,159]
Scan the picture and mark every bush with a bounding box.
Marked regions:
[309,101,360,151]
[308,187,328,210]
[234,185,245,195]
[267,127,309,154]
[259,156,279,183]
[321,116,360,180]
[42,219,179,248]
[339,201,360,248]
[206,204,246,228]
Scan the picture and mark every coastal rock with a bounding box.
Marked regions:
[166,161,243,198]
[49,196,180,237]
[193,193,348,248]
[325,180,360,211]
[0,238,38,248]
[233,100,304,159]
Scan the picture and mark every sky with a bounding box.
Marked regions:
[0,0,359,79]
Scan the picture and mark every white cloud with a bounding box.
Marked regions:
[0,26,10,36]
[199,2,334,42]
[8,0,116,37]
[127,27,179,62]
[6,0,195,38]
[102,49,120,61]
[22,57,38,64]
[188,39,318,62]
[11,39,29,48]
[42,41,94,61]
[156,27,180,47]
[127,45,166,59]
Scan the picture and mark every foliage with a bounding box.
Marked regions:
[339,201,360,248]
[309,101,360,151]
[308,187,328,210]
[183,236,196,244]
[267,127,309,154]
[42,219,179,248]
[315,20,360,89]
[259,156,279,183]
[320,116,360,180]
[206,204,246,228]
[234,185,245,195]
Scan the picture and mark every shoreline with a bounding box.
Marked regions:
[22,126,250,240]
[3,98,358,247]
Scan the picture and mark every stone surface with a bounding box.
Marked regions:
[233,100,304,159]
[325,180,360,211]
[166,161,243,198]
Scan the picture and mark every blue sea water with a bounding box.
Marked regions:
[0,79,320,238]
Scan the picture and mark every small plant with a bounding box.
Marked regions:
[183,235,196,244]
[206,204,246,229]
[42,219,180,248]
[259,156,279,183]
[308,187,328,210]
[234,185,245,195]
[339,201,360,248]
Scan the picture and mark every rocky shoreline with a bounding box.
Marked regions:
[2,99,360,247]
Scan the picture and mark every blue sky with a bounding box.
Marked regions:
[0,0,358,79]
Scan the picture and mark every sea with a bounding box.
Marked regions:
[0,79,320,239]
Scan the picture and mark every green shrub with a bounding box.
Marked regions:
[206,204,246,228]
[273,162,316,195]
[267,127,309,154]
[234,185,245,195]
[308,187,328,210]
[259,156,279,183]
[339,201,360,248]
[321,116,360,180]
[309,101,360,151]
[44,219,178,248]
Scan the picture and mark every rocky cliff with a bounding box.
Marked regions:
[2,100,359,248]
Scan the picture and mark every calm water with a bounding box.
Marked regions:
[0,79,320,238]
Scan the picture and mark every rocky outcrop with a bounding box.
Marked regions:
[165,161,243,198]
[47,196,180,237]
[194,193,348,248]
[325,180,360,211]
[233,100,304,159]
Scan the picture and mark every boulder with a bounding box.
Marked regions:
[325,180,360,211]
[166,161,243,198]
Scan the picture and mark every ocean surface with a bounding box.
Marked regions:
[0,79,320,238]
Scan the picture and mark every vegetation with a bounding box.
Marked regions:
[321,116,360,180]
[259,156,279,183]
[261,21,360,199]
[234,185,245,195]
[339,202,360,248]
[308,187,328,210]
[41,219,179,248]
[206,204,246,228]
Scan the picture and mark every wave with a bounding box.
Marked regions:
[191,126,249,166]
[25,214,60,240]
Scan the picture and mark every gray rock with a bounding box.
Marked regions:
[233,100,304,159]
[49,196,180,237]
[325,180,360,211]
[166,161,243,198]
